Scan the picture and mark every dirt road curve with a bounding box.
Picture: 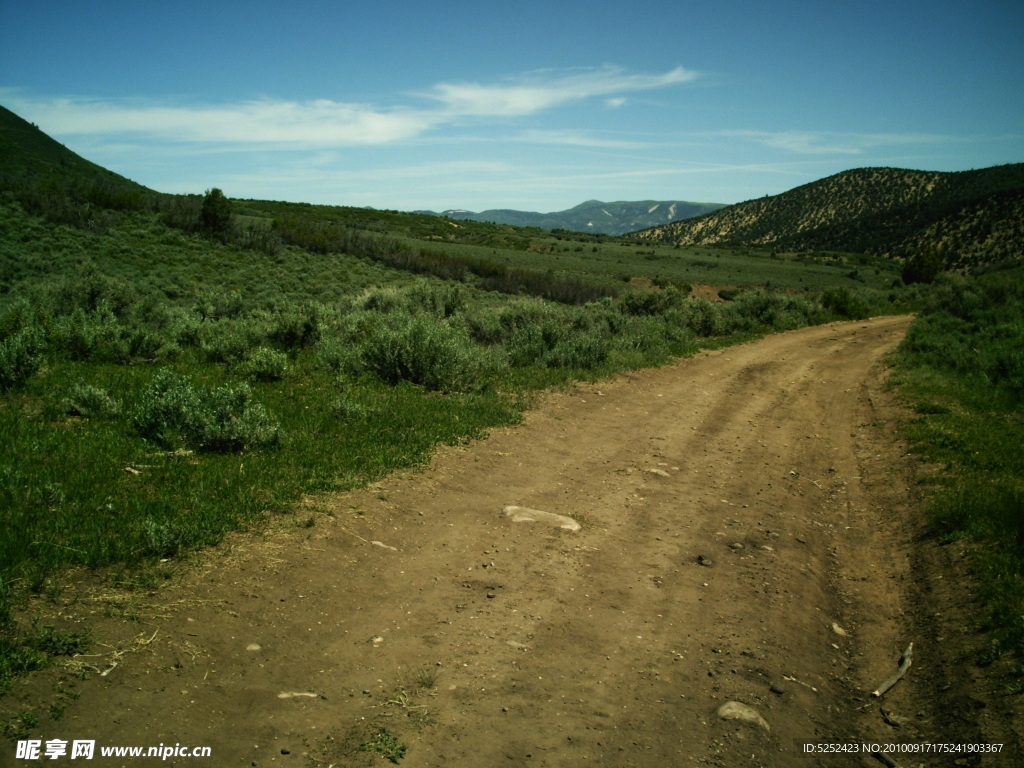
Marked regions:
[32,315,1020,766]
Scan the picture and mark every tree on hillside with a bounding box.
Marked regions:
[902,243,945,285]
[200,188,232,238]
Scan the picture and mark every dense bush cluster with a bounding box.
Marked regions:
[133,369,282,452]
[272,213,621,305]
[0,261,885,400]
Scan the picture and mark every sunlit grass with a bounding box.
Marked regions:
[891,268,1024,664]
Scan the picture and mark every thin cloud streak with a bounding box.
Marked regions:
[726,129,958,155]
[513,130,652,150]
[1,66,697,148]
[421,66,698,116]
[4,95,439,146]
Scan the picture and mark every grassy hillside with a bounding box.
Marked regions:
[0,105,148,191]
[631,164,1024,268]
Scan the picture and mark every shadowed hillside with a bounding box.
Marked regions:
[631,165,1024,268]
[0,104,152,195]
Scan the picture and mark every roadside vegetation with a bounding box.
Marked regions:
[890,264,1024,674]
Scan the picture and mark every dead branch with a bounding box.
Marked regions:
[871,642,913,698]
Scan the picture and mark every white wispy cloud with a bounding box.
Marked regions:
[421,65,697,117]
[2,94,438,146]
[727,129,954,155]
[1,66,696,148]
[513,129,651,149]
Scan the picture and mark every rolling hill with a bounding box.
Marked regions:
[630,165,1024,268]
[0,104,151,193]
[416,199,726,236]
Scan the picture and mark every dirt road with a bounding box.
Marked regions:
[14,315,1020,766]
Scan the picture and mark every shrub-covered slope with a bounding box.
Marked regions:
[631,164,1024,268]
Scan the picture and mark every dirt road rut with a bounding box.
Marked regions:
[30,315,1012,767]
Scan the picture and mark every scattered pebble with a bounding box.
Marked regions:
[831,622,848,637]
[246,643,262,652]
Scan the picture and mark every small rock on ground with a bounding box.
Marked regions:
[716,700,770,732]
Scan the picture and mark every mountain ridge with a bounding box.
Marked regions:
[629,164,1024,268]
[415,198,727,236]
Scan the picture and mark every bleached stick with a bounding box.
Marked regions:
[871,642,913,698]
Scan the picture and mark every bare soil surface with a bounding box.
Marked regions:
[7,315,1022,767]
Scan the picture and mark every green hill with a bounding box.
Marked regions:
[0,103,158,220]
[0,104,151,193]
[630,165,1024,268]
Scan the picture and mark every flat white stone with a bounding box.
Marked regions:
[716,700,770,732]
[503,506,581,532]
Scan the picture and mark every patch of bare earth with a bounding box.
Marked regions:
[6,316,1021,767]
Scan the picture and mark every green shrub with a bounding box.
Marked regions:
[617,286,686,316]
[240,347,290,382]
[268,304,323,350]
[194,288,248,321]
[200,383,282,452]
[505,321,562,366]
[138,517,188,558]
[612,315,690,360]
[354,313,500,392]
[0,326,44,390]
[820,287,870,319]
[44,264,138,320]
[53,307,170,363]
[133,369,282,452]
[681,299,731,337]
[132,369,208,448]
[545,331,610,368]
[316,335,357,373]
[199,318,267,364]
[62,381,122,418]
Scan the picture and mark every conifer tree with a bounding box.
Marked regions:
[200,188,231,237]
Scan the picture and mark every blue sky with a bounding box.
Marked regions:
[2,0,1022,211]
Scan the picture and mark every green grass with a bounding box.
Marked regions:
[0,360,524,587]
[393,234,902,292]
[890,267,1024,666]
[360,728,407,764]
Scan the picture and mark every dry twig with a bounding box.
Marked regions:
[872,642,913,698]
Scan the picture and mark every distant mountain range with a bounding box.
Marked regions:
[629,165,1024,268]
[416,199,727,236]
